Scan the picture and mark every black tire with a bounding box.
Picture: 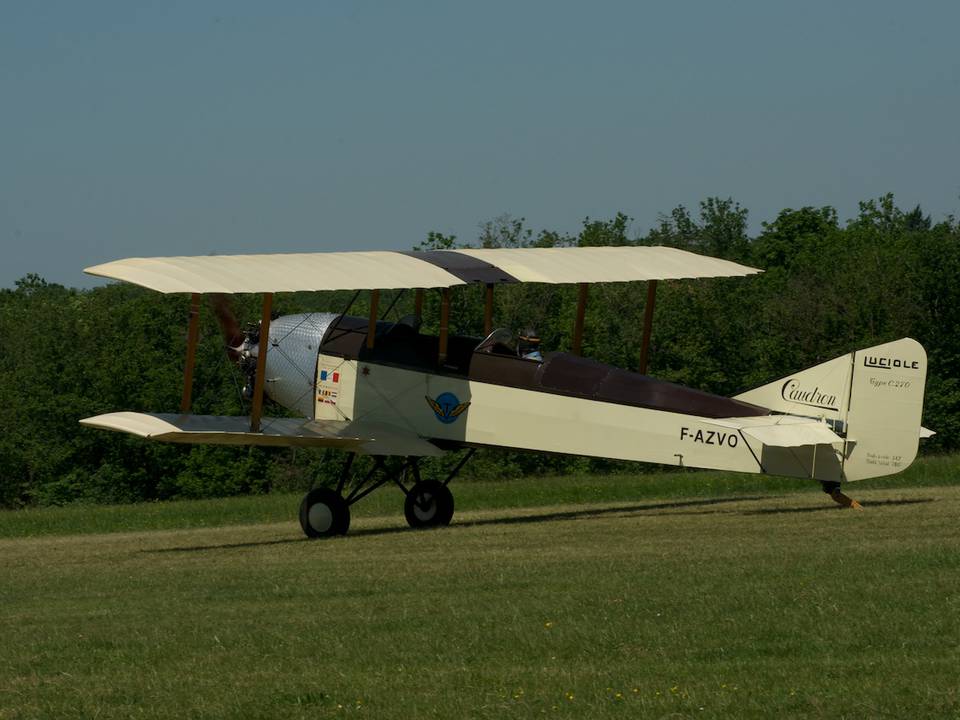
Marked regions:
[299,487,351,538]
[404,480,454,529]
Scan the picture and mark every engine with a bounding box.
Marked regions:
[236,313,339,418]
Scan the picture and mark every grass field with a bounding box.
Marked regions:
[1,456,959,718]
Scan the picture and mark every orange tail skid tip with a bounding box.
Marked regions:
[830,489,864,511]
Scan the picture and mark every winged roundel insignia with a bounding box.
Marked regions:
[425,392,471,424]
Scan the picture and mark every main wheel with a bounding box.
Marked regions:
[299,487,351,538]
[404,480,454,529]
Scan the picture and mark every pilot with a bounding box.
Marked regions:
[518,328,543,361]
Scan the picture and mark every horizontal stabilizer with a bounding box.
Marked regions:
[706,415,843,448]
[920,426,936,439]
[79,412,444,456]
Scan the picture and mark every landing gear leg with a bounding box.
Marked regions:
[821,481,864,511]
[299,450,478,537]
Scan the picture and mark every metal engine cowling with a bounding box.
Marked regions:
[259,312,339,418]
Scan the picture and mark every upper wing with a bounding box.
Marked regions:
[84,247,761,294]
[454,247,760,285]
[79,412,445,456]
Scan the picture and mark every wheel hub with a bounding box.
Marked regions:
[307,503,334,533]
[413,493,437,522]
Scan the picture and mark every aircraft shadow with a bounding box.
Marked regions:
[145,496,771,552]
[146,537,309,553]
[144,496,934,553]
[443,495,773,530]
[738,497,934,515]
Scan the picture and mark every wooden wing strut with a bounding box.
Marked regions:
[484,284,494,335]
[639,280,657,374]
[180,293,202,413]
[414,288,424,321]
[438,288,450,365]
[572,283,588,356]
[366,289,380,349]
[250,293,273,433]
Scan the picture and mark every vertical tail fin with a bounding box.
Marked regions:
[734,352,853,425]
[735,338,927,482]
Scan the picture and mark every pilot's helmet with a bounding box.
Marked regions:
[518,328,541,354]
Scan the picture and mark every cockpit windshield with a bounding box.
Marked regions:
[474,328,517,355]
[474,328,542,361]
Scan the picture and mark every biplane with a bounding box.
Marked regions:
[80,246,931,537]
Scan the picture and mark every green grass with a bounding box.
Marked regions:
[1,455,959,718]
[2,453,958,539]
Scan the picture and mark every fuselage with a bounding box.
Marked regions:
[260,313,847,480]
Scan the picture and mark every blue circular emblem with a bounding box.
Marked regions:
[428,391,469,424]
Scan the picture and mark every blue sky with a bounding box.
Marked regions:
[2,1,958,288]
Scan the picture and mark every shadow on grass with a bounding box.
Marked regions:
[145,495,938,553]
[739,497,935,515]
[146,536,311,553]
[145,495,775,553]
[448,495,775,529]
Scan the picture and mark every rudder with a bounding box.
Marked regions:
[843,338,926,481]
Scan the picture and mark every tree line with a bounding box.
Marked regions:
[1,193,957,507]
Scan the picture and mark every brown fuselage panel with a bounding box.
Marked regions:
[320,316,769,419]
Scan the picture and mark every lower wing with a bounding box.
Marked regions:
[79,412,445,457]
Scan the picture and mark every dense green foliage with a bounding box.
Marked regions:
[1,193,957,507]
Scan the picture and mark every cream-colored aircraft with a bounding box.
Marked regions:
[80,247,931,537]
